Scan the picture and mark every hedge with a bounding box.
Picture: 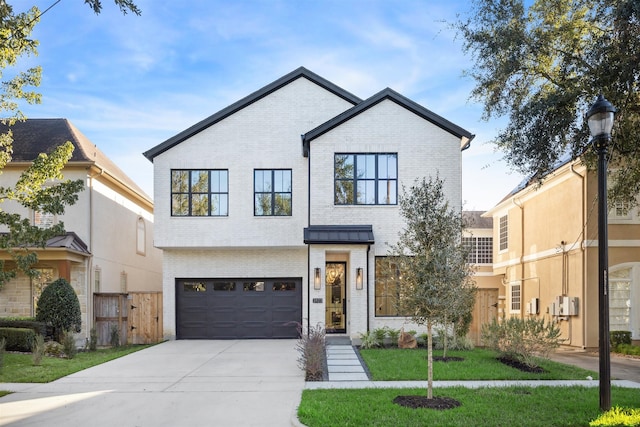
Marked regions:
[0,327,36,352]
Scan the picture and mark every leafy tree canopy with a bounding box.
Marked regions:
[0,1,139,288]
[455,0,640,204]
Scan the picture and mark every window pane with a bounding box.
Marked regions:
[211,194,228,216]
[255,193,271,216]
[274,193,292,215]
[191,170,209,193]
[356,154,375,179]
[191,194,209,216]
[274,170,291,192]
[273,282,295,291]
[377,180,396,205]
[171,170,189,192]
[357,180,376,204]
[172,194,189,216]
[335,154,353,179]
[243,282,265,292]
[183,282,206,292]
[378,154,397,179]
[213,282,236,291]
[335,181,353,204]
[255,170,271,192]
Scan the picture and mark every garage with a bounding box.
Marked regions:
[176,278,302,339]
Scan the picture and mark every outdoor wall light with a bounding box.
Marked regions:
[314,267,321,290]
[356,268,363,290]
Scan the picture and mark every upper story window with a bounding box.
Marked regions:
[611,200,632,220]
[254,169,292,216]
[171,169,228,217]
[34,210,55,229]
[334,153,397,205]
[462,236,493,264]
[499,215,508,251]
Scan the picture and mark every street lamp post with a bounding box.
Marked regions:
[586,94,617,412]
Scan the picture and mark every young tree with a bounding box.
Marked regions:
[455,0,640,205]
[0,1,139,288]
[388,175,476,400]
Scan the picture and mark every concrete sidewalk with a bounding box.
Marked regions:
[0,340,305,427]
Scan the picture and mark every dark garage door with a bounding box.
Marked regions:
[176,278,302,339]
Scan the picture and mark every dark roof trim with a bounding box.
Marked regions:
[303,225,374,244]
[45,232,90,254]
[302,87,475,157]
[143,67,362,161]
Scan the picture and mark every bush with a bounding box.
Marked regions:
[44,341,64,357]
[296,323,326,381]
[0,318,51,339]
[88,327,98,352]
[615,343,640,356]
[32,334,45,366]
[35,278,82,342]
[110,325,121,348]
[0,338,5,370]
[359,330,382,349]
[589,406,640,427]
[0,327,36,352]
[481,316,563,368]
[610,331,632,348]
[62,330,77,359]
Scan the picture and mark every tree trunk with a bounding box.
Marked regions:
[442,316,449,359]
[427,321,433,399]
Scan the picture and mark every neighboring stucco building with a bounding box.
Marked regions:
[144,67,475,341]
[0,119,162,342]
[484,158,640,348]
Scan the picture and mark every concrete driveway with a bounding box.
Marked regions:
[0,340,305,427]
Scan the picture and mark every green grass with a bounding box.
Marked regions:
[298,386,640,427]
[359,348,598,380]
[0,345,151,383]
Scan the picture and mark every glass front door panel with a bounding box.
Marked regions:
[325,262,346,333]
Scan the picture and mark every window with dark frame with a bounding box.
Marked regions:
[171,169,228,217]
[334,153,397,205]
[254,169,292,216]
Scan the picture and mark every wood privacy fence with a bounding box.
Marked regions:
[94,292,163,345]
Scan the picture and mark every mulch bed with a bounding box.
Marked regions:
[393,395,461,410]
[497,356,547,373]
[432,356,464,362]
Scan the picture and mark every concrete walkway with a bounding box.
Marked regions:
[326,344,369,381]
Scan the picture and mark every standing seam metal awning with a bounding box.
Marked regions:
[303,225,374,244]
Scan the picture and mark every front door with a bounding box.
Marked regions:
[325,262,346,333]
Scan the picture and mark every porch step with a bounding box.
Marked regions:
[325,340,369,381]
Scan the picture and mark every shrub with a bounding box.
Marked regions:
[0,319,49,338]
[35,278,81,342]
[0,338,5,370]
[589,406,640,427]
[45,341,64,357]
[88,327,98,351]
[481,316,563,368]
[386,328,400,347]
[359,330,382,349]
[0,327,36,352]
[62,330,77,359]
[110,324,121,348]
[295,323,326,381]
[434,327,475,351]
[610,331,632,348]
[32,334,45,366]
[615,343,640,356]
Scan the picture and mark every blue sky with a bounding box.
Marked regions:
[16,0,525,210]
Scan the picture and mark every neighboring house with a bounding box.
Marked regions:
[484,158,640,348]
[144,67,475,341]
[463,211,502,346]
[0,119,163,343]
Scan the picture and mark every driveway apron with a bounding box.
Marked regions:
[0,340,305,427]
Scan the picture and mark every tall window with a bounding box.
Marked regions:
[462,236,493,264]
[171,169,228,216]
[136,217,146,255]
[254,169,292,216]
[511,283,521,312]
[499,215,508,251]
[335,153,397,205]
[375,257,408,317]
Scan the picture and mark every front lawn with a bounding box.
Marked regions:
[0,345,151,383]
[359,348,597,380]
[298,386,639,427]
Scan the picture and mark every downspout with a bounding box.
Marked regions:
[304,135,311,334]
[571,163,587,348]
[512,197,525,317]
[366,244,371,332]
[87,166,104,331]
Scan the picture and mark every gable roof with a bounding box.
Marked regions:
[462,210,493,229]
[1,118,151,202]
[302,87,475,156]
[143,67,362,161]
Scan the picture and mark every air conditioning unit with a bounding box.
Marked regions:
[526,298,539,315]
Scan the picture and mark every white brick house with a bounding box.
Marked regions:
[144,67,474,341]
